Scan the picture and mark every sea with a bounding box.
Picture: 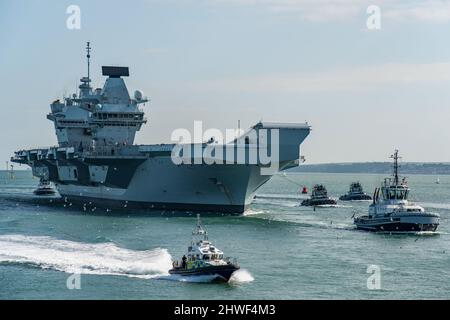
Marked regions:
[0,170,448,300]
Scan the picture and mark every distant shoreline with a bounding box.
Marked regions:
[290,162,450,175]
[3,162,450,175]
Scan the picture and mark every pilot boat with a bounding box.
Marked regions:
[339,182,372,201]
[301,184,337,206]
[33,178,56,196]
[169,214,240,282]
[354,150,439,232]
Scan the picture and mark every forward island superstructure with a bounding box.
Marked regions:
[12,43,311,213]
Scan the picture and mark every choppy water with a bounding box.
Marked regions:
[0,171,449,299]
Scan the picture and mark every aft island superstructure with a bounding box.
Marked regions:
[12,43,311,213]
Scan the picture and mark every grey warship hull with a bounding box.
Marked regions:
[13,125,310,214]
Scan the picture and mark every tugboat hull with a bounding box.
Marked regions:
[169,265,240,282]
[354,215,439,233]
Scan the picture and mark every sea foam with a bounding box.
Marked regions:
[0,234,172,279]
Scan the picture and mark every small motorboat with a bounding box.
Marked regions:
[301,186,308,194]
[33,178,56,196]
[354,150,439,232]
[339,182,372,201]
[301,184,337,206]
[169,214,240,282]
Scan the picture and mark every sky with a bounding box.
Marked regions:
[1,0,450,165]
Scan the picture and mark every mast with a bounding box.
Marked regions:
[192,214,208,242]
[79,42,92,97]
[86,41,91,82]
[390,149,401,185]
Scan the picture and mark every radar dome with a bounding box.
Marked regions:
[134,90,143,101]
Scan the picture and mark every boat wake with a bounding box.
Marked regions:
[229,269,255,283]
[157,268,254,284]
[243,209,266,216]
[414,231,441,236]
[418,202,450,211]
[311,204,350,208]
[0,235,172,279]
[374,230,441,236]
[253,196,299,208]
[256,194,306,201]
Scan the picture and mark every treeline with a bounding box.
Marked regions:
[291,162,450,175]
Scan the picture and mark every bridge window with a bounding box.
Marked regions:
[386,189,408,200]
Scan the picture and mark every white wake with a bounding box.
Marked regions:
[0,234,172,279]
[229,269,255,283]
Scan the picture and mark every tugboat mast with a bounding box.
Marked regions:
[390,149,401,185]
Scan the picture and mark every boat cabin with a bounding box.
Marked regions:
[187,240,224,262]
[349,182,363,194]
[381,178,409,201]
[311,184,328,198]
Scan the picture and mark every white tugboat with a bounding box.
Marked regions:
[354,150,439,232]
[169,214,240,282]
[33,178,56,196]
[301,184,337,206]
[339,182,372,201]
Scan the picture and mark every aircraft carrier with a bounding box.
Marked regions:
[11,43,311,213]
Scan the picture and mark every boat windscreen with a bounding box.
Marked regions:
[383,188,409,200]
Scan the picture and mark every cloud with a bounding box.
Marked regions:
[189,62,450,93]
[190,0,450,23]
[216,0,365,22]
[384,1,450,23]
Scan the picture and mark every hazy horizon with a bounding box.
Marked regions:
[2,0,450,165]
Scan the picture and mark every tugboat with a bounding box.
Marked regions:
[339,182,372,201]
[169,214,240,282]
[354,150,439,232]
[301,184,337,206]
[33,178,56,196]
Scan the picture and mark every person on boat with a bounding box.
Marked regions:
[181,255,187,269]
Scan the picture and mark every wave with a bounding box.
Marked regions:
[291,219,354,231]
[0,235,172,279]
[243,209,266,216]
[253,197,299,208]
[418,202,450,211]
[256,193,307,201]
[310,204,352,208]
